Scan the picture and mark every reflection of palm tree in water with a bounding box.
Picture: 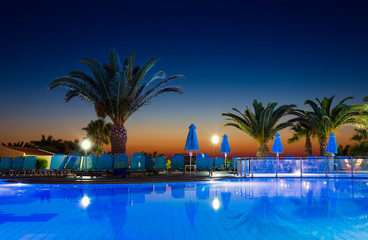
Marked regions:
[225,197,317,239]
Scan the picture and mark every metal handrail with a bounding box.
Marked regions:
[233,156,368,178]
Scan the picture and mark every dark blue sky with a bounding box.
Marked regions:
[1,0,368,155]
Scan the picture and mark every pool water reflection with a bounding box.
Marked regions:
[0,179,368,239]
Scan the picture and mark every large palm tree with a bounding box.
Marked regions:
[293,96,367,156]
[221,100,296,157]
[287,124,314,156]
[82,119,112,154]
[49,49,184,154]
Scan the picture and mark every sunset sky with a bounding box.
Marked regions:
[1,0,367,157]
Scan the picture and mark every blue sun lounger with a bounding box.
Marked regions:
[154,156,167,172]
[22,156,37,175]
[214,157,224,170]
[0,157,12,176]
[10,157,24,175]
[59,154,82,176]
[112,153,129,177]
[74,154,97,178]
[91,154,114,178]
[39,154,66,176]
[195,154,213,176]
[145,156,154,170]
[170,154,185,175]
[129,153,146,178]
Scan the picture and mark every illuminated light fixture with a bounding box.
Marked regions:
[81,139,92,155]
[212,135,219,144]
[80,195,91,209]
[212,198,220,210]
[81,139,91,150]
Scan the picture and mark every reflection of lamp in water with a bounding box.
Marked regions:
[80,195,91,209]
[212,198,220,210]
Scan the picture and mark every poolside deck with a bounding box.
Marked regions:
[2,170,366,184]
[0,171,238,184]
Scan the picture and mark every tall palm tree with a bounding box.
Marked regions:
[221,100,296,157]
[49,49,184,154]
[82,119,112,154]
[287,124,314,156]
[293,96,367,156]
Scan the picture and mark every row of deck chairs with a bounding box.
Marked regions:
[0,152,233,178]
[0,156,38,176]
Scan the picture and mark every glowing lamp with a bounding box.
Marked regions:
[81,139,91,151]
[212,135,219,144]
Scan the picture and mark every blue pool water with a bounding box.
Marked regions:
[0,179,368,240]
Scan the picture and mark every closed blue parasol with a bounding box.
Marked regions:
[326,133,338,156]
[272,133,283,177]
[221,134,231,170]
[271,133,283,157]
[185,124,199,173]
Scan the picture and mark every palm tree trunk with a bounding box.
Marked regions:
[305,136,312,156]
[319,135,328,156]
[110,124,127,154]
[257,144,270,157]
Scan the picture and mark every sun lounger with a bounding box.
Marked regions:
[169,154,185,175]
[214,157,224,170]
[91,154,114,178]
[10,157,24,175]
[145,156,154,170]
[58,154,82,176]
[22,156,37,175]
[74,154,97,178]
[128,153,146,178]
[39,154,66,176]
[0,157,12,176]
[112,153,129,177]
[154,156,167,173]
[195,154,213,177]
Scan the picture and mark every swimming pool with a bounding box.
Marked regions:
[0,178,367,240]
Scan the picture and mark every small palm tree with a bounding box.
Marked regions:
[287,124,314,156]
[221,100,296,157]
[2,141,30,147]
[49,49,183,154]
[31,135,63,153]
[82,119,112,154]
[337,144,350,156]
[349,128,368,156]
[292,96,367,156]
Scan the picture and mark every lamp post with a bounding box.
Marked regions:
[81,139,91,156]
[212,135,219,158]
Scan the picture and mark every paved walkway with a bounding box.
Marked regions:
[0,171,238,184]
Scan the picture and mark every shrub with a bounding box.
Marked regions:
[36,159,48,169]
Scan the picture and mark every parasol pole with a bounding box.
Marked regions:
[189,151,193,175]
